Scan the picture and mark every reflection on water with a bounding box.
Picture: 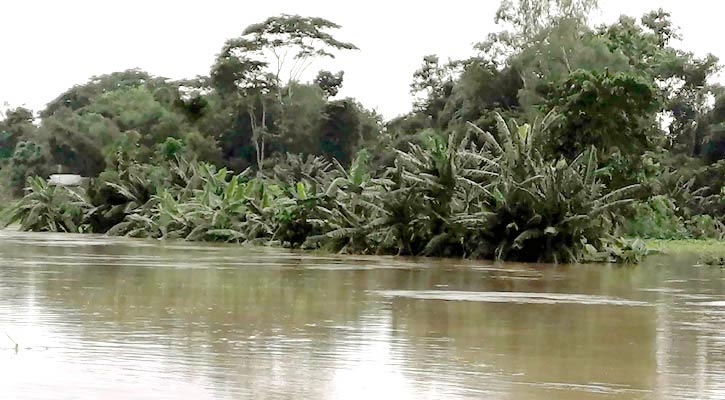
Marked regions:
[0,230,724,399]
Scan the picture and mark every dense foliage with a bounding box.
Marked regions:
[3,116,645,263]
[3,3,724,262]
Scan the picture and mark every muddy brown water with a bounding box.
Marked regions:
[0,230,723,399]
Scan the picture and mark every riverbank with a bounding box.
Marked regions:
[646,239,725,256]
[3,224,720,263]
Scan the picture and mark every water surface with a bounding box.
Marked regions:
[1,230,724,399]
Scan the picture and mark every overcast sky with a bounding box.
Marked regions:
[1,0,723,120]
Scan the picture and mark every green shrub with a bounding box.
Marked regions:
[686,214,725,240]
[622,194,725,240]
[622,195,689,239]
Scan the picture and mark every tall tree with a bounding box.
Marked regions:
[513,18,632,111]
[543,69,660,159]
[211,15,357,167]
[598,9,721,157]
[240,14,358,102]
[315,70,345,98]
[0,107,35,160]
[211,43,277,167]
[478,0,599,63]
[410,55,459,123]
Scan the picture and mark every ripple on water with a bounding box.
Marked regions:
[372,290,650,306]
[690,301,725,307]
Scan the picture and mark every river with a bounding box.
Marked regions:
[0,230,723,399]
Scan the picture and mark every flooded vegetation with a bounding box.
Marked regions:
[2,2,725,397]
[1,230,724,399]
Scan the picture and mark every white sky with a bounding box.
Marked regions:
[1,0,723,120]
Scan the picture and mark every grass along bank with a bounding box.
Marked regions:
[646,239,725,256]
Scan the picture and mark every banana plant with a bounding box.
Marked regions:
[466,112,640,262]
[4,176,91,233]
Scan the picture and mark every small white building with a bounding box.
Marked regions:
[48,174,83,187]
